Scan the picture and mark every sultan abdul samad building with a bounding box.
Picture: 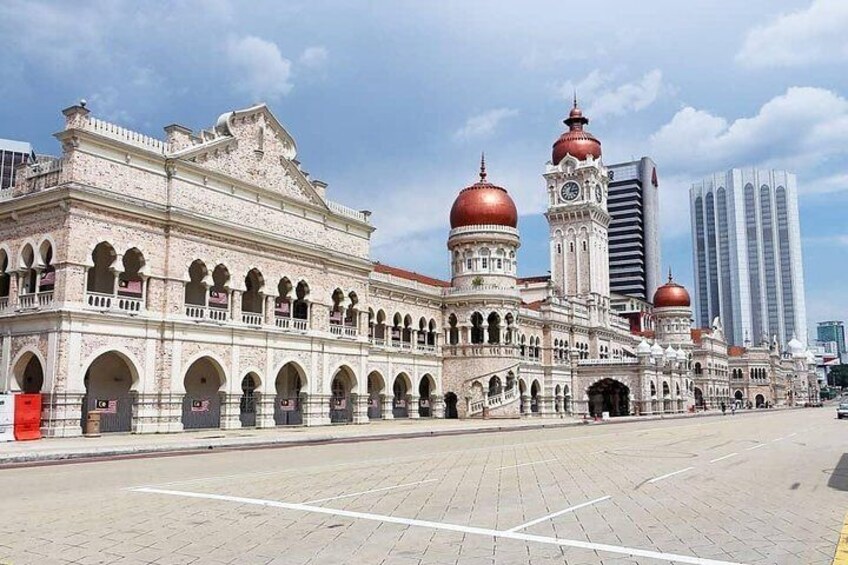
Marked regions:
[0,101,820,436]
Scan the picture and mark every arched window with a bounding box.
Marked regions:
[470,312,484,344]
[448,313,459,345]
[487,312,500,344]
[293,280,310,320]
[87,242,116,295]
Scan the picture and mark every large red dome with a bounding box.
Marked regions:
[552,104,602,165]
[449,157,518,229]
[653,271,691,308]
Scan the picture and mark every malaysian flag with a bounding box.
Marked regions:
[118,279,143,296]
[208,289,228,306]
[280,398,296,411]
[95,399,117,414]
[191,399,210,412]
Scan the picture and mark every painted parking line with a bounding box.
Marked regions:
[832,510,848,564]
[506,495,611,532]
[745,443,767,451]
[131,487,742,565]
[498,458,558,470]
[709,452,739,463]
[647,467,694,484]
[302,478,438,504]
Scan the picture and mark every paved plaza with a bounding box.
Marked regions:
[1,408,846,564]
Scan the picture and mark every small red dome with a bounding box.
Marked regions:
[653,271,691,308]
[450,157,518,229]
[552,103,602,165]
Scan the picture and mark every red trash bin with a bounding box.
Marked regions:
[14,393,42,441]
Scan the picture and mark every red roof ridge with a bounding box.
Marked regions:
[373,263,451,288]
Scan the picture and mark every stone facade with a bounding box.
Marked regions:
[0,102,818,437]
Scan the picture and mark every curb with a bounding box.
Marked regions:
[0,408,787,469]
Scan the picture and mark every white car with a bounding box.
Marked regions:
[837,403,848,419]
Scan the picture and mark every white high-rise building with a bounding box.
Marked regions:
[689,169,807,348]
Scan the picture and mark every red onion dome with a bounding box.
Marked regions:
[449,155,518,229]
[552,102,602,165]
[653,270,691,308]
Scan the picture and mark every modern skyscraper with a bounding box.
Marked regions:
[817,321,846,357]
[0,138,31,191]
[690,169,807,347]
[607,157,661,300]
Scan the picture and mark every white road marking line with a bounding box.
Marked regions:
[786,432,798,438]
[709,452,739,463]
[745,443,767,451]
[498,458,558,470]
[131,487,742,565]
[302,479,438,504]
[506,495,611,532]
[647,467,694,484]
[770,437,785,442]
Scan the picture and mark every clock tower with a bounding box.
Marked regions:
[544,101,611,303]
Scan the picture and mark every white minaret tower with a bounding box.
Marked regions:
[544,101,611,309]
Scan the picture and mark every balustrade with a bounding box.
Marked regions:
[242,312,263,326]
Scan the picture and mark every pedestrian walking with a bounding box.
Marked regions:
[721,401,726,415]
[731,403,736,415]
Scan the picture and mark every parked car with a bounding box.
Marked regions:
[837,403,848,419]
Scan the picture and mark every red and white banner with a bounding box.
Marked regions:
[279,398,296,411]
[208,290,228,306]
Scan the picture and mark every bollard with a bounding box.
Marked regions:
[85,411,102,438]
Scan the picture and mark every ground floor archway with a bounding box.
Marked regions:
[392,374,410,418]
[82,351,137,433]
[275,362,304,425]
[15,353,44,394]
[183,357,225,430]
[755,393,765,408]
[330,367,355,423]
[367,371,385,419]
[240,373,259,427]
[694,387,705,408]
[530,380,541,414]
[419,374,435,417]
[587,378,630,417]
[444,392,458,419]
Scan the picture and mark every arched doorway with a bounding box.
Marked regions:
[419,374,434,417]
[587,378,630,417]
[82,352,136,433]
[488,375,502,398]
[694,387,705,408]
[182,357,225,429]
[755,393,765,408]
[330,367,355,423]
[734,390,744,406]
[393,374,410,418]
[555,384,562,413]
[444,392,458,419]
[275,362,304,425]
[367,371,385,419]
[15,354,44,393]
[239,374,259,427]
[530,380,541,414]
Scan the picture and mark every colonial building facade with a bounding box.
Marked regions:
[0,101,818,437]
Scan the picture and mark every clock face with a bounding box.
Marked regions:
[595,185,603,203]
[560,182,580,201]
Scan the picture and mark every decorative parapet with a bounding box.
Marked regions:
[81,116,166,153]
[443,285,521,299]
[327,200,370,224]
[448,224,519,238]
[577,358,639,366]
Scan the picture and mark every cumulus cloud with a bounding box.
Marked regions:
[737,0,848,68]
[650,86,848,176]
[298,46,329,69]
[226,35,293,101]
[557,69,664,119]
[453,108,519,141]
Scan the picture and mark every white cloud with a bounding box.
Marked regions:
[737,0,848,68]
[453,108,518,141]
[650,86,848,176]
[556,69,664,119]
[299,46,329,69]
[226,35,293,101]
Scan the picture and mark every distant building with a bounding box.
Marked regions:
[817,321,846,358]
[607,157,661,301]
[690,169,807,348]
[0,138,31,191]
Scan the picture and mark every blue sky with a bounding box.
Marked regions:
[1,0,847,340]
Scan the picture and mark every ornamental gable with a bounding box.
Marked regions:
[172,105,326,208]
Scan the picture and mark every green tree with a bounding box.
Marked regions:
[830,365,848,389]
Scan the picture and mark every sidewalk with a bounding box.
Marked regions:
[0,409,739,467]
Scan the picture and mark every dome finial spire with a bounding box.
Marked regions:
[668,266,673,282]
[479,152,487,181]
[573,89,578,109]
